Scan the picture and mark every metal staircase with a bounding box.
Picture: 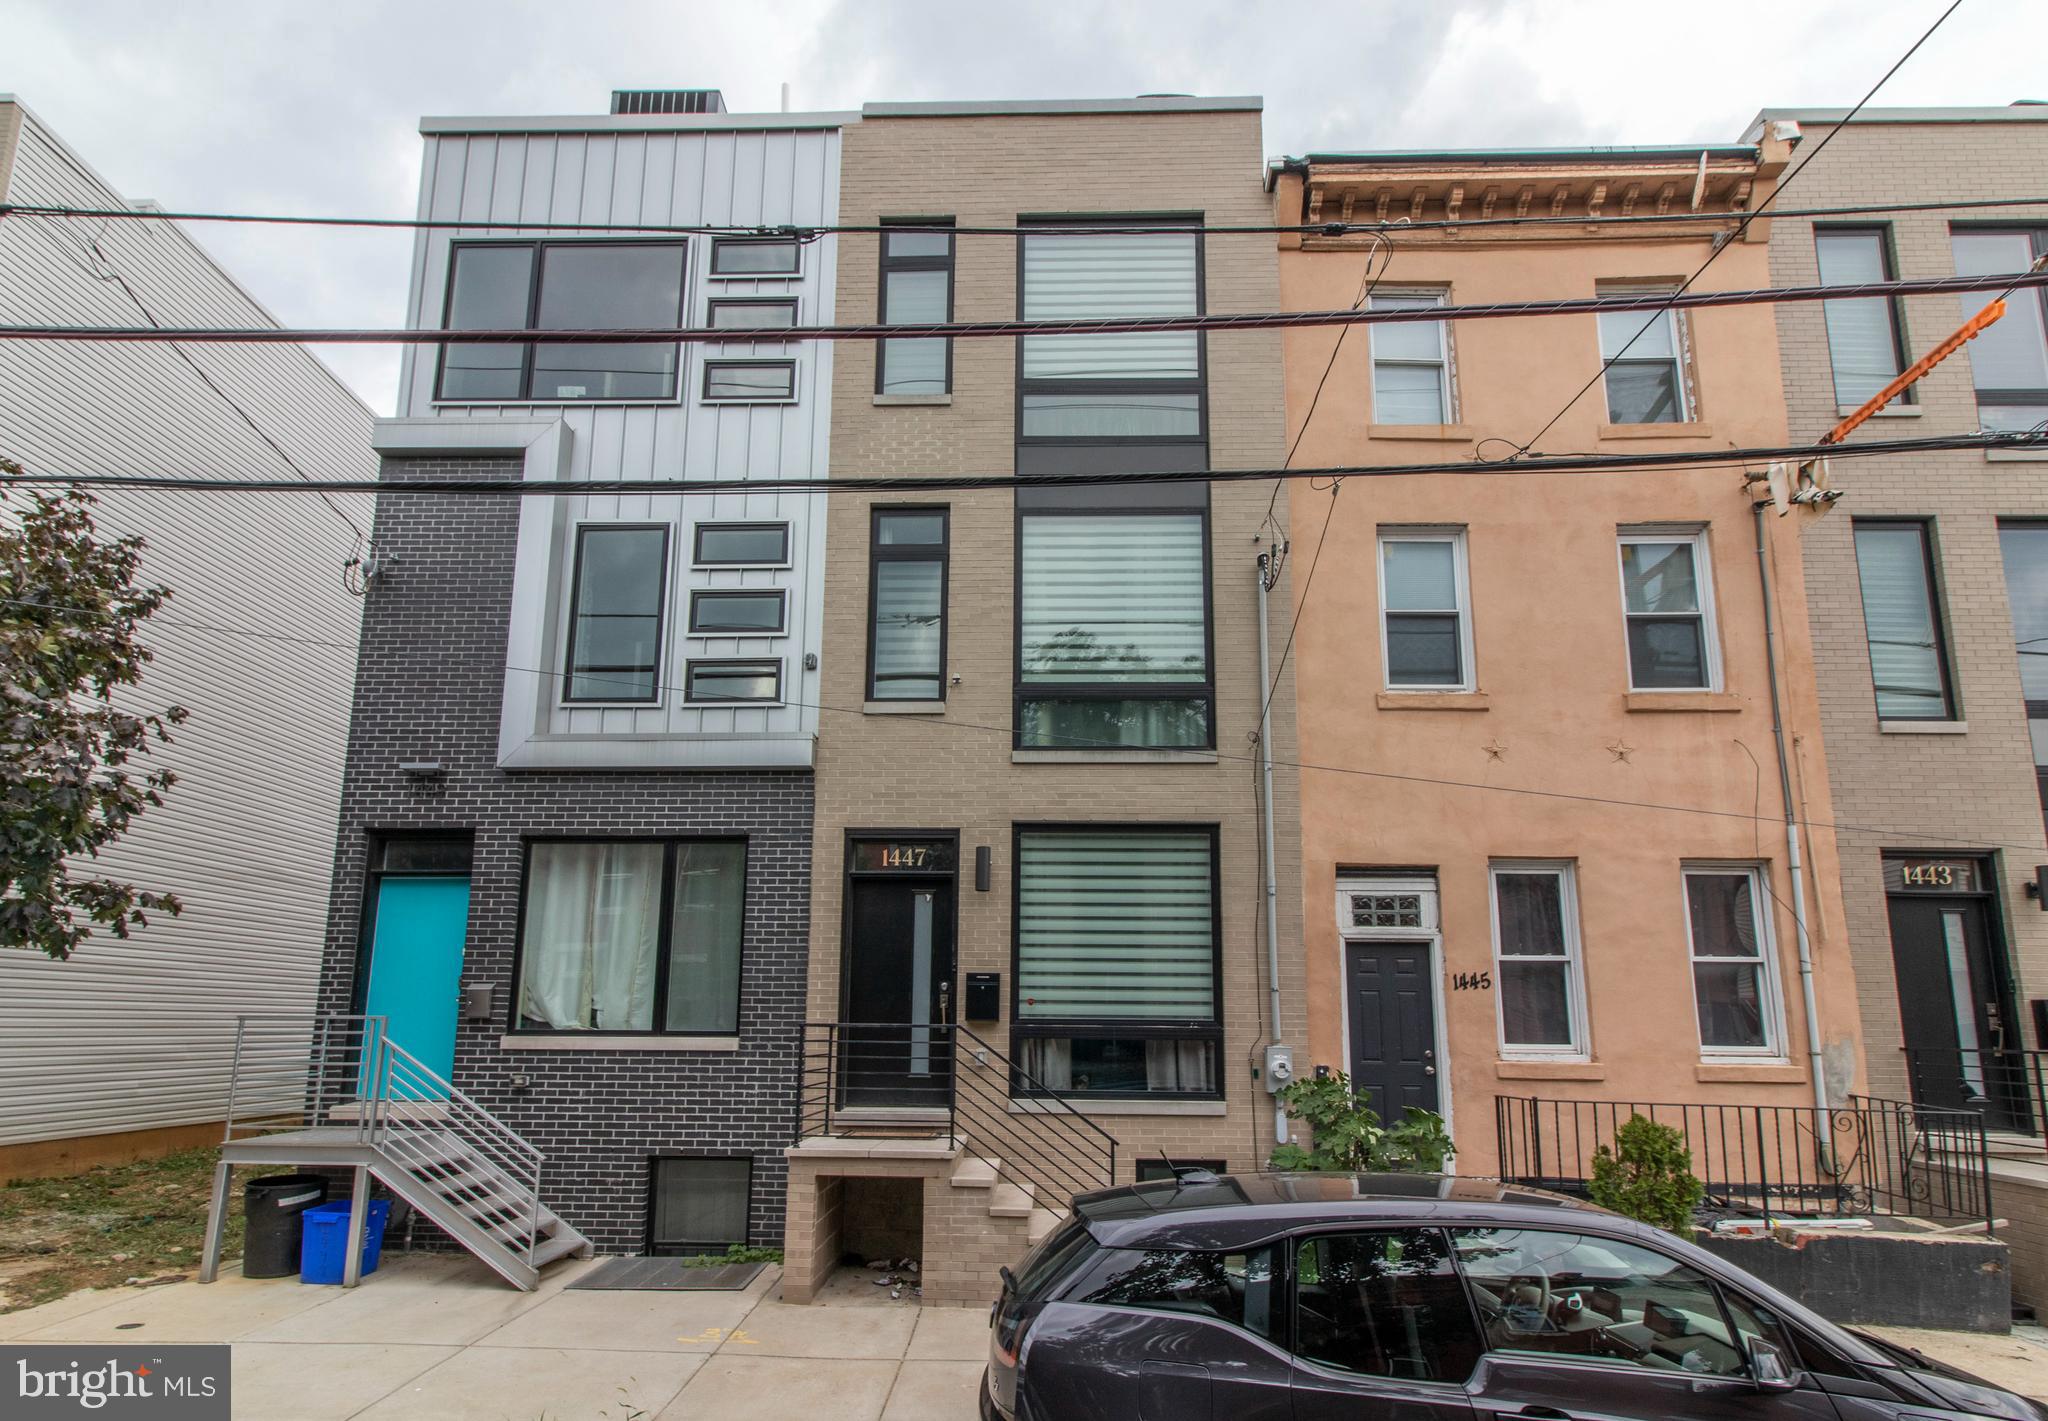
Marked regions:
[198,1015,590,1291]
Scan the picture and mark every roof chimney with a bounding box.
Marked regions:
[611,89,727,116]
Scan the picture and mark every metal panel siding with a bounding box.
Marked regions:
[398,126,839,751]
[0,105,374,1145]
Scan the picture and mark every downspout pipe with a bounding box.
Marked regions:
[1257,551,1288,1150]
[1753,503,1830,1122]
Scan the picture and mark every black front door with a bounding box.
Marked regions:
[843,877,955,1108]
[1890,894,2027,1130]
[1345,942,1439,1121]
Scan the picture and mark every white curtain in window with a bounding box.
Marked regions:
[1145,1039,1216,1091]
[1022,230,1198,382]
[1017,831,1215,1020]
[1021,1037,1073,1090]
[519,842,662,1030]
[667,842,745,1033]
[1020,514,1207,683]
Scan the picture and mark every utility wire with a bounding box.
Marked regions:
[0,269,2034,348]
[3,430,2035,498]
[5,192,2045,239]
[7,590,2043,862]
[1508,0,1967,458]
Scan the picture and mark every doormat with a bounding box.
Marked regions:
[568,1257,768,1291]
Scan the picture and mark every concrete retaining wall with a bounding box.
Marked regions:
[1700,1227,2009,1332]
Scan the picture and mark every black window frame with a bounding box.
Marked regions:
[877,220,956,396]
[1012,498,1217,750]
[645,1154,755,1255]
[434,238,689,405]
[866,505,950,703]
[1852,516,1957,722]
[1014,213,1209,447]
[709,236,802,278]
[508,834,749,1039]
[687,588,788,636]
[1951,225,2048,429]
[684,657,783,705]
[1813,224,1912,408]
[701,358,798,404]
[561,522,670,706]
[705,296,798,331]
[692,521,791,568]
[1009,821,1224,1102]
[347,832,476,1019]
[1999,520,2048,835]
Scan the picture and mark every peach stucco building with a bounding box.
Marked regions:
[1269,133,1867,1174]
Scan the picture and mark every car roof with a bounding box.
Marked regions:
[1072,1171,1621,1250]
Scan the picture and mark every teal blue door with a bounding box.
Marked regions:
[362,875,471,1086]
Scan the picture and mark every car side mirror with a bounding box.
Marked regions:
[1748,1338,1797,1392]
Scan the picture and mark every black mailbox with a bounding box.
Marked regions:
[965,972,1001,1022]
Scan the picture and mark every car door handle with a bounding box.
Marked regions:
[1507,1409,1575,1421]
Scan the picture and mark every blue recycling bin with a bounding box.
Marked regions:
[299,1198,391,1284]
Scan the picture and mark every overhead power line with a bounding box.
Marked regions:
[4,192,2046,239]
[0,269,2037,348]
[2,431,2035,498]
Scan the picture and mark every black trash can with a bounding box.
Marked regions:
[242,1174,330,1278]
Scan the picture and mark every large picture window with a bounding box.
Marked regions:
[868,508,948,700]
[1013,828,1220,1099]
[563,525,669,703]
[1683,866,1781,1057]
[1853,519,1954,721]
[438,241,687,403]
[515,839,745,1035]
[1019,223,1203,440]
[1017,512,1211,748]
[1489,862,1585,1057]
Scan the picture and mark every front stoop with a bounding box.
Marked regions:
[781,1138,1069,1306]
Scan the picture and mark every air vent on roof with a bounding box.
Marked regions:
[611,89,727,115]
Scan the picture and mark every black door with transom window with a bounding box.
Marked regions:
[1889,882,2028,1132]
[1345,942,1439,1121]
[842,839,956,1110]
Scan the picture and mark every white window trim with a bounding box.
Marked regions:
[1376,526,1475,693]
[1489,860,1590,1062]
[1335,874,1454,1154]
[1597,290,1695,424]
[1615,526,1722,693]
[558,520,674,709]
[1681,863,1788,1062]
[1368,289,1455,425]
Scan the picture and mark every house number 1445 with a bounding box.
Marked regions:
[1451,971,1492,991]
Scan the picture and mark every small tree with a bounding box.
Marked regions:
[1268,1070,1455,1173]
[1,468,188,959]
[1588,1114,1706,1233]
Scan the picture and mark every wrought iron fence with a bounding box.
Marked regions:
[1494,1094,1993,1232]
[1904,1048,2045,1156]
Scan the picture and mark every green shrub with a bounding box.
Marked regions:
[1267,1070,1455,1173]
[1587,1114,1706,1233]
[674,1243,783,1268]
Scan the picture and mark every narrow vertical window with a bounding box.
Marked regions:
[1598,293,1689,424]
[1684,867,1781,1057]
[878,224,954,396]
[1368,291,1452,424]
[1490,863,1584,1056]
[867,508,949,701]
[1998,523,2048,835]
[1815,228,1907,407]
[1378,529,1472,690]
[1617,530,1717,691]
[1952,229,2048,432]
[564,525,668,703]
[1853,520,1954,721]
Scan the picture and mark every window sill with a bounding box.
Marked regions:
[1624,691,1743,713]
[1011,749,1219,764]
[1987,446,2048,462]
[865,700,947,715]
[497,1035,740,1053]
[1377,691,1490,711]
[1008,1098,1227,1117]
[1367,423,1475,442]
[1837,402,1921,419]
[1695,1061,1802,1084]
[873,393,953,407]
[1879,719,1968,735]
[1495,1060,1605,1081]
[1599,422,1714,440]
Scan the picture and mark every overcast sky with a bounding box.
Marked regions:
[5,0,2043,414]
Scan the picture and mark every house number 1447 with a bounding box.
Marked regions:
[1451,971,1492,991]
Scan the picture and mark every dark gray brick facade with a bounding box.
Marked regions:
[316,456,811,1253]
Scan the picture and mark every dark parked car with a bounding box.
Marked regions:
[984,1171,2043,1421]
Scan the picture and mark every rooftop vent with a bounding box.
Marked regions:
[611,89,727,116]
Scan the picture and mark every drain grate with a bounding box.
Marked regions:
[567,1257,767,1291]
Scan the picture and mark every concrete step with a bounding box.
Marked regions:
[988,1181,1036,1219]
[531,1231,588,1269]
[949,1156,1001,1190]
[1026,1207,1064,1247]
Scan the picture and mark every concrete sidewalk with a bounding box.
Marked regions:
[0,1255,986,1420]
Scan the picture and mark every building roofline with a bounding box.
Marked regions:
[861,95,1262,118]
[1741,103,2048,140]
[1288,143,1759,166]
[419,110,857,137]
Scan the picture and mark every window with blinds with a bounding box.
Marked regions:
[1815,228,1907,408]
[1013,828,1221,1099]
[1016,512,1211,747]
[1019,224,1203,440]
[1853,520,1954,720]
[868,508,948,701]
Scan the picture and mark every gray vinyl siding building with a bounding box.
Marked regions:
[0,96,376,1172]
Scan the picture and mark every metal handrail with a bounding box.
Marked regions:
[1904,1046,2045,1155]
